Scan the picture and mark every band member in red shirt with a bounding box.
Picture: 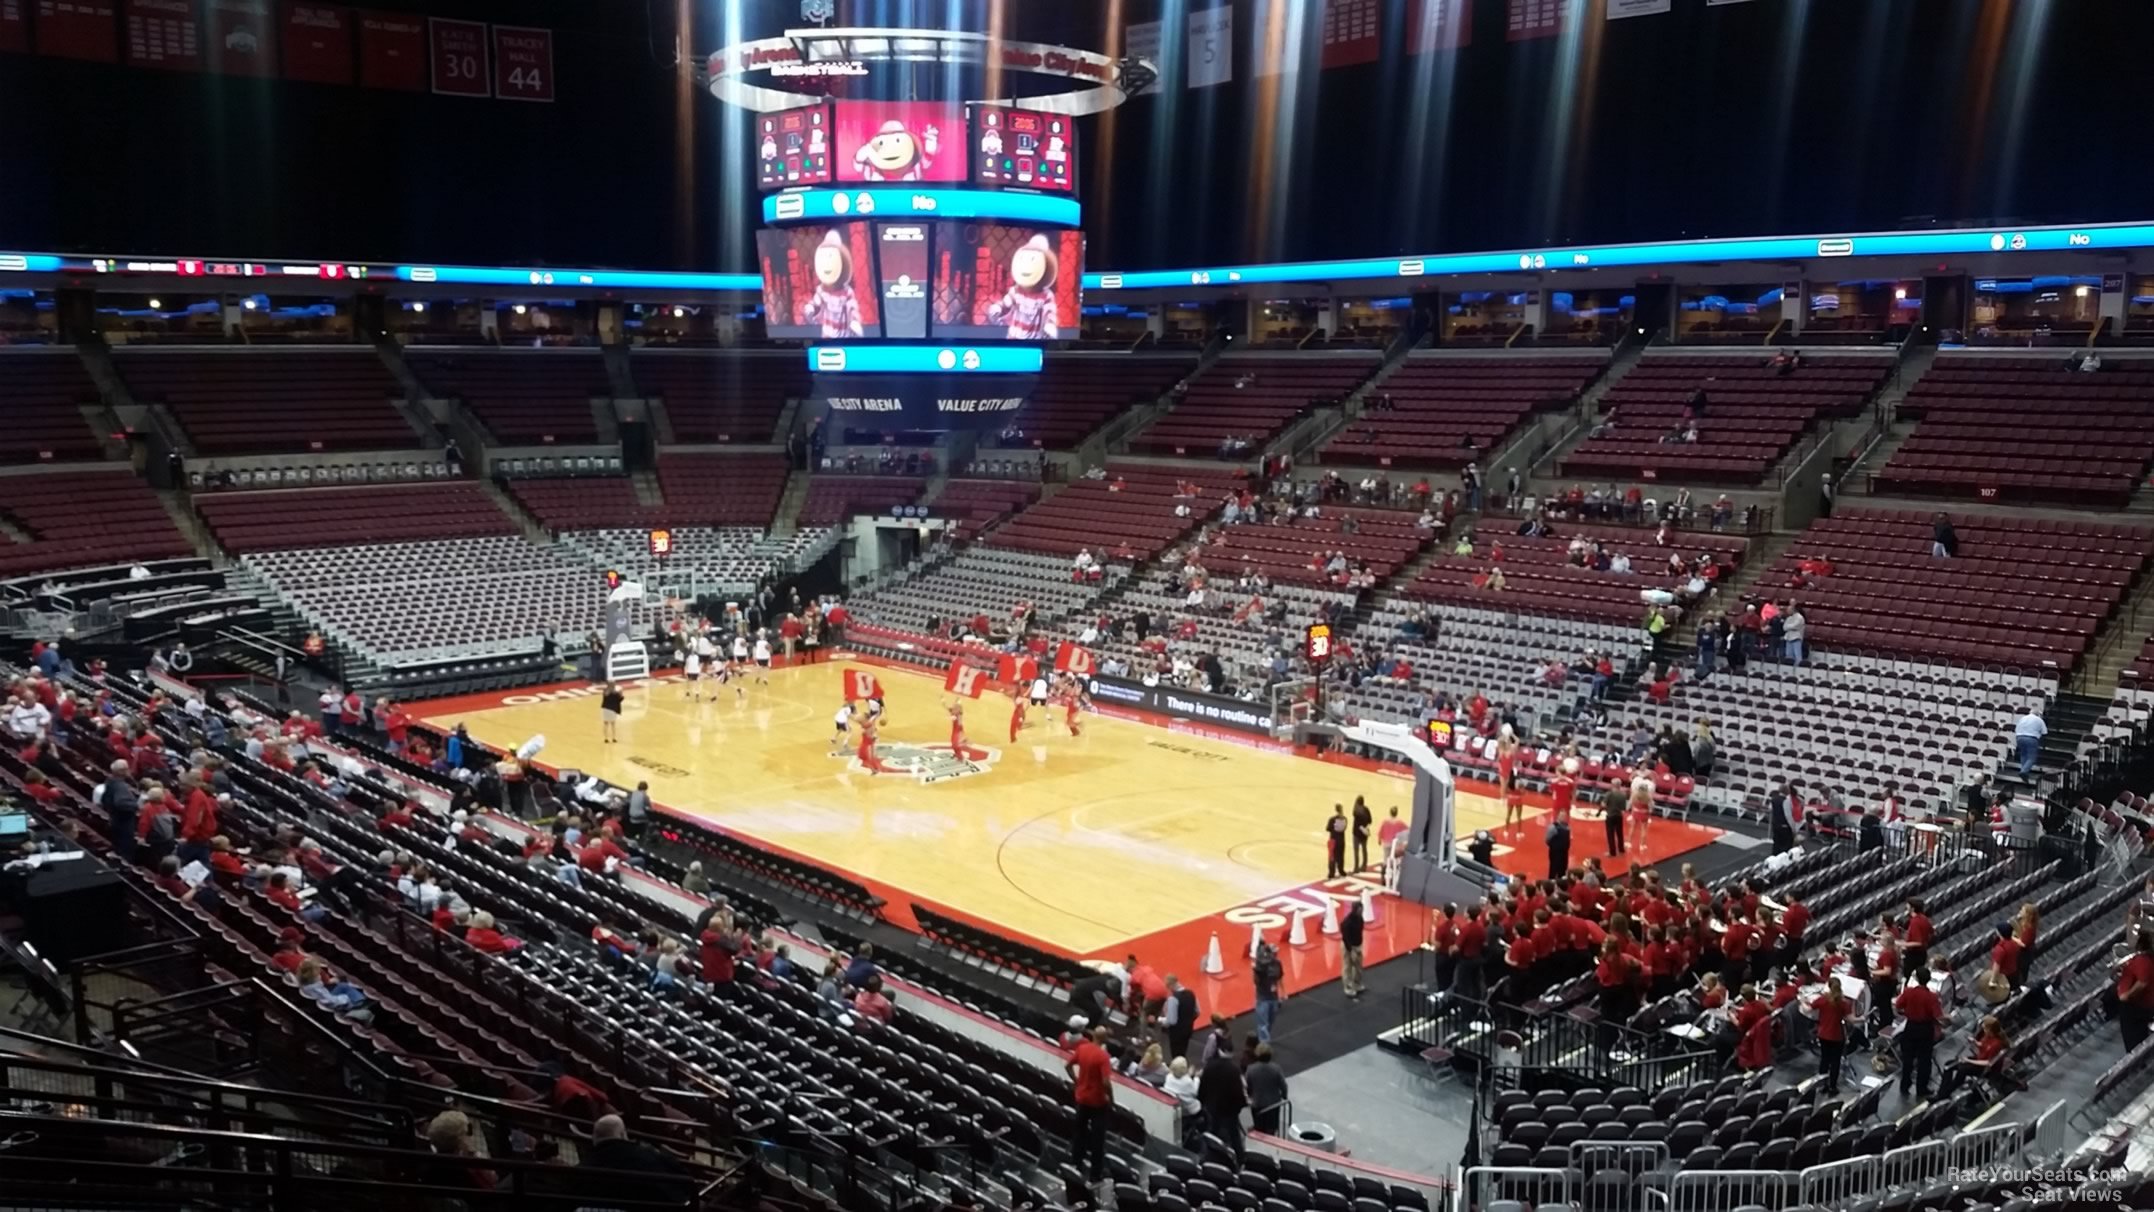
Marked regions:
[1594,937,1641,1051]
[1893,978,1945,1100]
[1902,897,1933,974]
[1809,979,1850,1091]
[1989,923,2025,992]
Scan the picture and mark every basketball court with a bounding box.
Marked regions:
[414,657,1722,1012]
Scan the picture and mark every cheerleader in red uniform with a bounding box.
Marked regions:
[856,717,889,775]
[1496,729,1523,830]
[1059,674,1085,737]
[946,699,980,760]
[1550,753,1579,826]
[1007,691,1025,744]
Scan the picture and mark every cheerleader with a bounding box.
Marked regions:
[1008,690,1026,744]
[946,698,978,760]
[1061,676,1086,737]
[829,700,855,755]
[856,715,888,775]
[1496,728,1523,830]
[1627,771,1655,855]
[730,635,751,700]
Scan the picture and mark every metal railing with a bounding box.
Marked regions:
[1458,1164,1573,1211]
[1656,1168,1791,1212]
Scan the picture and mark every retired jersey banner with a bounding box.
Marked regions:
[1606,0,1670,17]
[1186,3,1230,89]
[356,7,421,90]
[280,1,349,84]
[1407,0,1471,53]
[1121,18,1161,94]
[491,24,551,101]
[1506,0,1566,41]
[428,15,487,96]
[125,0,201,70]
[0,1,27,53]
[842,669,881,702]
[943,661,989,699]
[206,0,274,75]
[37,0,119,61]
[1053,643,1097,677]
[1321,0,1379,68]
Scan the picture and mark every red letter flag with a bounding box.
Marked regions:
[843,669,881,701]
[1054,643,1097,677]
[943,661,988,699]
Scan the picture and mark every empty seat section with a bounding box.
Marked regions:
[1561,352,1890,484]
[1128,355,1378,456]
[1002,353,1194,449]
[1762,507,2151,670]
[1872,355,2154,507]
[0,350,106,463]
[506,476,658,532]
[0,470,192,575]
[633,351,805,443]
[195,482,514,553]
[935,479,1039,540]
[656,453,791,527]
[1322,354,1607,469]
[408,350,612,444]
[797,476,925,526]
[112,350,416,454]
[990,464,1243,559]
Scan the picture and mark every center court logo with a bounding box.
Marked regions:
[848,742,999,784]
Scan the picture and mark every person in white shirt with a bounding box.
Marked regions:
[1780,607,1806,665]
[6,696,50,739]
[1161,1056,1201,1115]
[752,635,773,684]
[1029,675,1050,707]
[682,641,705,700]
[2014,708,2047,776]
[1610,552,1632,574]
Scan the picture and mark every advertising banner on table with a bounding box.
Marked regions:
[491,24,550,101]
[1186,4,1231,88]
[1506,0,1566,41]
[1121,18,1160,94]
[427,15,487,96]
[1407,0,1472,53]
[0,2,27,53]
[1321,0,1379,68]
[811,373,1036,432]
[281,1,349,84]
[1606,0,1670,17]
[206,0,275,74]
[833,100,965,184]
[124,0,200,70]
[37,0,118,61]
[356,7,421,89]
[1084,674,1277,737]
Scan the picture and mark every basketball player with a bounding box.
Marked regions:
[1029,671,1050,715]
[751,632,773,684]
[599,682,624,743]
[830,699,855,755]
[682,637,704,701]
[856,714,889,775]
[865,692,886,729]
[1496,727,1523,830]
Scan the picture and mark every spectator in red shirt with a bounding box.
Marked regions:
[269,927,308,974]
[464,911,518,954]
[1732,987,1774,1070]
[339,689,363,733]
[20,768,62,806]
[207,836,249,879]
[1779,897,1810,966]
[265,871,309,916]
[853,975,894,1025]
[1989,923,2025,992]
[698,919,740,984]
[378,800,417,829]
[1065,1024,1114,1183]
[578,834,631,875]
[2117,933,2154,1050]
[1903,897,1933,973]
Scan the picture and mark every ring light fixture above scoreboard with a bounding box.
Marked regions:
[763,187,1080,228]
[705,27,1148,116]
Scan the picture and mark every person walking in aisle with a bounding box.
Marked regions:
[1340,899,1366,999]
[1064,1025,1113,1185]
[1162,975,1199,1060]
[1252,937,1284,1043]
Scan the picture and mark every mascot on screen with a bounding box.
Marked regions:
[986,234,1060,340]
[853,118,940,181]
[800,229,864,338]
